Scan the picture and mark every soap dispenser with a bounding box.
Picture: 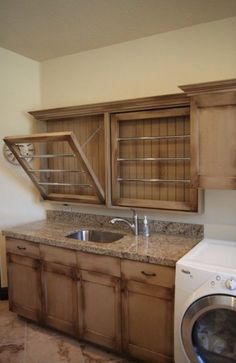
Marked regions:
[143,216,150,237]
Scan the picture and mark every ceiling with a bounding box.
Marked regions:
[1,0,236,61]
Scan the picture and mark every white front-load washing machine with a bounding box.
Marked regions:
[174,238,236,363]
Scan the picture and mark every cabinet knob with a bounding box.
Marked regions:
[141,271,156,277]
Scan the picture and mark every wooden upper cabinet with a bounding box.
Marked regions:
[4,131,105,204]
[111,108,198,212]
[5,80,236,208]
[180,79,236,189]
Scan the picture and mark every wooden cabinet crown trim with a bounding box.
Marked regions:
[29,93,189,121]
[179,78,236,95]
[29,78,236,121]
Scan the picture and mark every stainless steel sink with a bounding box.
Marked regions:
[66,229,124,243]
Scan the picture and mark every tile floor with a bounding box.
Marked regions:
[0,301,132,363]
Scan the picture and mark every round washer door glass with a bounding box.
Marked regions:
[181,295,236,363]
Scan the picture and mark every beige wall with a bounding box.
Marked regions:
[41,17,236,107]
[0,47,45,287]
[41,17,236,240]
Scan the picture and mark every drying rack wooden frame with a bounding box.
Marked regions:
[3,90,203,212]
[3,131,105,204]
[111,107,198,212]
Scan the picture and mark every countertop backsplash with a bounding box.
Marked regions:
[46,210,204,239]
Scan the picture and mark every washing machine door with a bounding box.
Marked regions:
[181,294,236,363]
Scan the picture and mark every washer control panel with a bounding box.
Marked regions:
[176,262,236,294]
[208,274,236,292]
[225,278,236,290]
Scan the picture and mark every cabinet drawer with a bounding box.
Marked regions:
[40,244,77,266]
[6,238,40,258]
[121,260,175,288]
[77,251,120,277]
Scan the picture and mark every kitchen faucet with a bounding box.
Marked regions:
[110,209,139,236]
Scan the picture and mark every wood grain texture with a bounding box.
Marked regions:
[40,244,77,266]
[121,277,174,362]
[78,270,121,351]
[46,193,101,204]
[77,251,120,277]
[47,115,105,202]
[111,115,120,204]
[41,261,79,336]
[111,108,198,211]
[190,91,236,189]
[179,78,236,95]
[4,130,105,204]
[6,238,40,258]
[104,112,112,207]
[7,252,42,322]
[6,237,176,362]
[29,93,189,121]
[121,259,175,288]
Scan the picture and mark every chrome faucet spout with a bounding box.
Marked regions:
[110,218,133,229]
[110,210,139,236]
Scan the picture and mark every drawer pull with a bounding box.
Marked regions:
[141,271,156,277]
[17,246,26,250]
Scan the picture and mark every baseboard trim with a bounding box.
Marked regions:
[0,287,8,300]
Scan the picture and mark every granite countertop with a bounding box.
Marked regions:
[2,218,201,267]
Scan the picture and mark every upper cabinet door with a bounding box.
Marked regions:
[180,79,236,189]
[111,108,199,212]
[4,131,105,204]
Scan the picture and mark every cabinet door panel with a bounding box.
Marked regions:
[79,270,121,351]
[122,280,174,363]
[181,80,236,189]
[111,108,198,212]
[7,253,42,322]
[197,105,236,188]
[42,262,78,336]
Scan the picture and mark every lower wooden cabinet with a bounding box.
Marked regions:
[122,280,174,363]
[78,270,121,350]
[7,253,42,322]
[6,238,175,363]
[121,259,175,363]
[41,261,78,336]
